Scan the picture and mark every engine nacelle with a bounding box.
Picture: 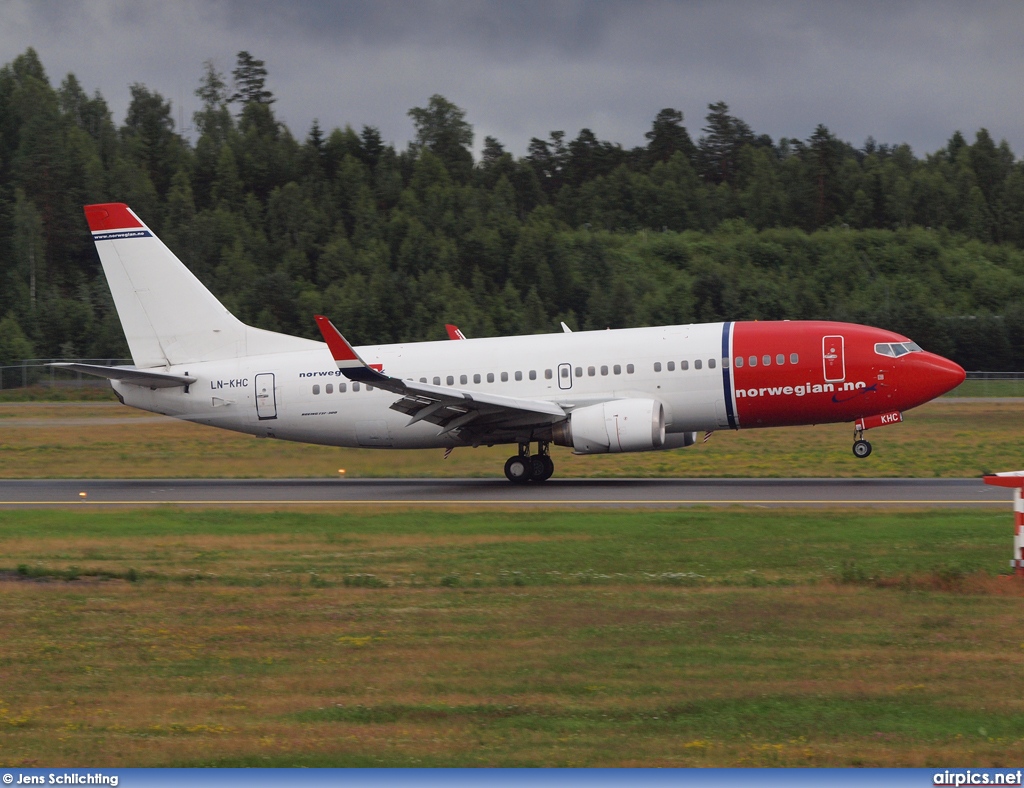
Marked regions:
[661,431,698,450]
[552,398,665,454]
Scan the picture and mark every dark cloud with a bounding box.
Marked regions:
[3,0,1023,157]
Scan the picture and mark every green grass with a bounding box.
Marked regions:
[2,508,1023,767]
[0,508,1011,584]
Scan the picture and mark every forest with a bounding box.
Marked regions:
[0,47,1022,372]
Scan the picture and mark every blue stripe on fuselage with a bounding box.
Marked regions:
[721,321,737,429]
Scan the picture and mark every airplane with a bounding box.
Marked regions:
[58,203,966,483]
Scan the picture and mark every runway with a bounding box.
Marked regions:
[0,477,1011,508]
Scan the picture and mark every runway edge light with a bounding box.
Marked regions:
[982,470,1024,577]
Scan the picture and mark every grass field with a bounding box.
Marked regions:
[1,398,1022,479]
[1,508,1022,767]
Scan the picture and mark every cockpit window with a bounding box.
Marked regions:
[874,342,923,358]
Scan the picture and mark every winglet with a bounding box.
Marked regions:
[445,324,467,340]
[314,315,365,369]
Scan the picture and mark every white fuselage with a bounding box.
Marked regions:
[115,324,729,448]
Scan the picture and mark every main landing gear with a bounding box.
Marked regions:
[504,441,554,484]
[852,426,872,458]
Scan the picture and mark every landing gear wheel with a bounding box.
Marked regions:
[852,439,872,458]
[504,455,532,483]
[530,455,555,482]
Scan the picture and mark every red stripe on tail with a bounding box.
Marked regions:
[84,203,143,232]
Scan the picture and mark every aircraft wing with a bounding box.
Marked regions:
[49,363,196,389]
[314,316,565,436]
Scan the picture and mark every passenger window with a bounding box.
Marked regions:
[575,367,583,377]
[474,374,481,384]
[447,375,454,385]
[695,359,702,370]
[776,354,785,366]
[501,372,508,382]
[680,360,689,370]
[613,365,621,375]
[654,362,662,372]
[709,358,716,369]
[419,377,427,383]
[326,384,333,394]
[749,356,757,367]
[367,385,374,392]
[588,366,595,376]
[735,356,743,368]
[722,357,729,369]
[601,365,608,376]
[790,353,799,364]
[626,364,634,374]
[339,382,347,392]
[762,355,771,366]
[460,374,467,385]
[433,376,441,385]
[667,361,675,371]
[560,368,569,379]
[546,369,554,379]
[487,373,494,383]
[515,371,523,381]
[312,385,320,395]
[529,370,537,380]
[353,382,361,392]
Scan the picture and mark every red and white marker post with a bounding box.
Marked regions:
[983,471,1024,577]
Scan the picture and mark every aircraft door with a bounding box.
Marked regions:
[557,363,573,390]
[822,335,845,382]
[255,373,277,420]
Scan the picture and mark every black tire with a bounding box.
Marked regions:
[537,455,555,482]
[504,455,532,483]
[529,455,554,482]
[852,439,872,458]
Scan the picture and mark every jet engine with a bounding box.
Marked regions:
[552,398,665,454]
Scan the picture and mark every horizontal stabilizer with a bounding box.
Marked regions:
[49,363,196,389]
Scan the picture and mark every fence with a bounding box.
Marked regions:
[944,371,1024,398]
[0,359,132,390]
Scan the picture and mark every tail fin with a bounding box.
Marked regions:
[85,203,319,368]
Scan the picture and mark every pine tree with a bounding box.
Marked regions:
[230,51,274,106]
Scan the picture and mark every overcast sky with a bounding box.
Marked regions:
[4,0,1024,158]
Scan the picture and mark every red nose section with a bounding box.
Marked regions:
[900,352,965,409]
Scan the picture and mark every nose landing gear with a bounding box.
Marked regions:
[853,439,872,458]
[504,441,554,483]
[850,412,903,458]
[852,426,872,458]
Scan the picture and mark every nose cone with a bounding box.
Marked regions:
[900,352,965,408]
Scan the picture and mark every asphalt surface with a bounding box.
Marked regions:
[0,477,1011,508]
